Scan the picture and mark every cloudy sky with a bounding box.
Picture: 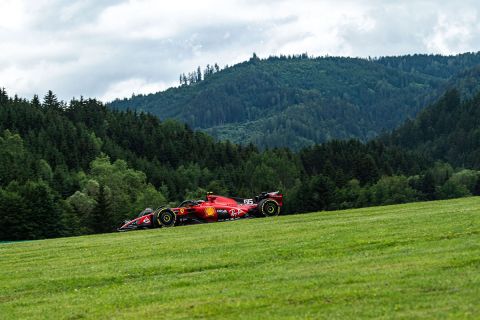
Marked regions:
[1,0,479,102]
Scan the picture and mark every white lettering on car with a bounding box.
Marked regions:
[229,208,244,217]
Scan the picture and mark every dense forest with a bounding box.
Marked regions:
[1,85,480,241]
[384,88,480,169]
[109,53,480,149]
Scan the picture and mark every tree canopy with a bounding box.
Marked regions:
[109,53,480,150]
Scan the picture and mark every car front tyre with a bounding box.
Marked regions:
[153,208,176,227]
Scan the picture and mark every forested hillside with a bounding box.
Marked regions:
[2,86,480,241]
[109,53,480,149]
[384,88,480,169]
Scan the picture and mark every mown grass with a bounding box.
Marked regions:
[1,197,479,319]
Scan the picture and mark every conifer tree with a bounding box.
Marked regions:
[31,94,40,108]
[0,88,8,105]
[43,90,60,110]
[90,183,113,233]
[197,66,202,82]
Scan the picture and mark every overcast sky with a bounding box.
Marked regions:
[1,0,479,102]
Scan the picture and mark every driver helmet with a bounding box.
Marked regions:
[143,208,153,214]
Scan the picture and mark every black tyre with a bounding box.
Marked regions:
[153,208,176,227]
[257,199,280,217]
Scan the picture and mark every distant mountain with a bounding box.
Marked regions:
[109,53,480,149]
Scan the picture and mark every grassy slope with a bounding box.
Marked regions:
[1,198,479,319]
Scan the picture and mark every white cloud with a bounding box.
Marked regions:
[0,0,479,102]
[425,11,479,54]
[100,78,173,102]
[0,0,28,30]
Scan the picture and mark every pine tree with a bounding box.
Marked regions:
[90,183,113,233]
[0,87,8,105]
[18,181,63,239]
[355,154,380,185]
[31,94,41,108]
[43,90,60,110]
[0,188,33,240]
[196,66,202,82]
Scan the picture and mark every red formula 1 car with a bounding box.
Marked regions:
[118,191,283,231]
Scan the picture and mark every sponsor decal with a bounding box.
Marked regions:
[229,208,244,217]
[204,206,216,217]
[216,209,228,214]
[179,207,185,214]
[143,217,150,224]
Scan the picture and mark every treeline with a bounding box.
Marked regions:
[375,52,480,79]
[110,52,480,150]
[1,88,480,240]
[179,63,222,86]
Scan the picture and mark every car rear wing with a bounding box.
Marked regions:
[256,191,283,206]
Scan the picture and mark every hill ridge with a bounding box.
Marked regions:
[109,52,480,149]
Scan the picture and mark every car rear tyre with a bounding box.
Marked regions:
[153,208,176,227]
[257,199,280,217]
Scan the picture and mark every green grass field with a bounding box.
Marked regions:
[1,198,479,319]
